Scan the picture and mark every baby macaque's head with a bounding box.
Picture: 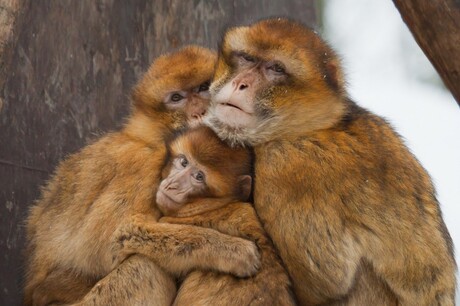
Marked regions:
[156,126,252,216]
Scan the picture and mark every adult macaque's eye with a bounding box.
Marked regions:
[180,156,188,168]
[235,52,256,63]
[198,81,210,92]
[268,63,286,74]
[171,93,184,102]
[241,53,256,63]
[195,171,205,182]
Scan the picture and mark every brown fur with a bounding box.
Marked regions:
[164,202,296,306]
[115,127,296,305]
[24,46,225,306]
[206,18,457,305]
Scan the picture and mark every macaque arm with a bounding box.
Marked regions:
[112,219,260,278]
[160,202,262,239]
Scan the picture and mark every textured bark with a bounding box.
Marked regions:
[393,0,460,106]
[0,1,316,304]
[0,0,25,89]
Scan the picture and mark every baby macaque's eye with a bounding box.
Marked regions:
[198,81,210,92]
[195,171,205,182]
[180,156,188,168]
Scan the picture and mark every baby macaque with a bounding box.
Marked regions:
[114,126,296,306]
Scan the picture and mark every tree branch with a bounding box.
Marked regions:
[393,0,460,106]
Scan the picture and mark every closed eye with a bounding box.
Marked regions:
[269,64,285,73]
[235,51,257,64]
[267,62,286,74]
[242,54,256,62]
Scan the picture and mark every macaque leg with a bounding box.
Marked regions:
[69,255,176,306]
[326,262,399,306]
[113,220,260,278]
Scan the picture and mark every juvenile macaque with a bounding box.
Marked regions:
[205,18,457,305]
[24,46,260,306]
[114,126,296,306]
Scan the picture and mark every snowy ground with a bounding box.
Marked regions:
[322,0,460,301]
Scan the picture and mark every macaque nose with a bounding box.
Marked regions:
[165,181,178,190]
[233,79,249,91]
[188,97,208,122]
[191,109,206,121]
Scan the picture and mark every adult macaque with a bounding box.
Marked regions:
[114,126,296,306]
[24,46,260,306]
[205,18,456,305]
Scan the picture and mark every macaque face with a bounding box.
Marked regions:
[163,80,211,127]
[156,153,209,215]
[210,52,289,130]
[133,45,217,130]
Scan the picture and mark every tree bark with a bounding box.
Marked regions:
[393,0,460,106]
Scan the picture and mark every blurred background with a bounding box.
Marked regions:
[0,0,458,304]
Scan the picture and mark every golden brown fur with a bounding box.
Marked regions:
[164,202,296,306]
[114,127,295,305]
[206,18,456,305]
[24,46,255,306]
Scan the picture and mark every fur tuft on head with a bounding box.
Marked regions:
[219,18,346,95]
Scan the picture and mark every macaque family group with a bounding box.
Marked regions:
[24,18,456,306]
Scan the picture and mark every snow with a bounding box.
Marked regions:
[322,0,460,301]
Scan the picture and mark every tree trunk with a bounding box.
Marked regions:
[0,1,316,305]
[393,0,460,106]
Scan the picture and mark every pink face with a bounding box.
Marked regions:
[210,52,288,129]
[163,81,211,127]
[156,154,207,215]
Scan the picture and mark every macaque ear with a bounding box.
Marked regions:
[238,175,252,201]
[325,58,344,92]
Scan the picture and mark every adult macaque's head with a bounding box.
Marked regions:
[205,18,347,146]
